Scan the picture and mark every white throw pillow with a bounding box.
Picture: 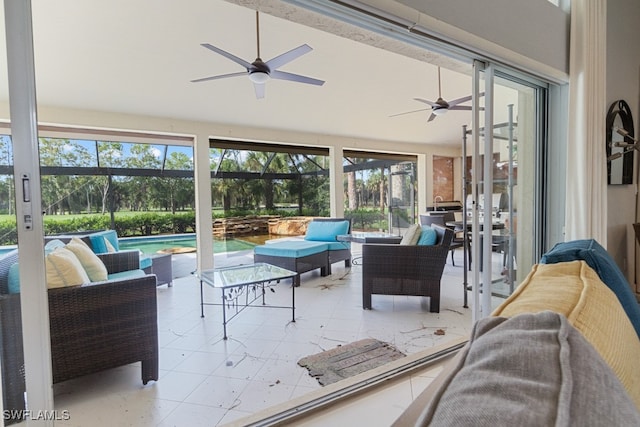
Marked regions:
[400,224,422,245]
[65,237,108,282]
[46,247,91,288]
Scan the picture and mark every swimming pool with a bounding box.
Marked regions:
[118,234,258,255]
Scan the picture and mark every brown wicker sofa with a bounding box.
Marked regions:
[0,247,158,423]
[362,223,453,312]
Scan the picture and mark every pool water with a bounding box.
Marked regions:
[118,234,260,255]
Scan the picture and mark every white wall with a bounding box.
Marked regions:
[353,0,569,83]
[607,0,640,290]
[396,0,569,74]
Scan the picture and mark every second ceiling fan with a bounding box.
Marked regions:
[191,11,325,99]
[391,67,482,122]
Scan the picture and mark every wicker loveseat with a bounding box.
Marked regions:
[362,223,453,312]
[0,247,159,423]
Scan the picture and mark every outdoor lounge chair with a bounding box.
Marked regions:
[362,223,453,313]
[253,218,352,286]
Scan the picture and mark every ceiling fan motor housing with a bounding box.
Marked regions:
[249,58,270,83]
[434,97,449,110]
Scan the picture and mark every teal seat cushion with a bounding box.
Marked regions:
[8,262,20,294]
[326,241,350,251]
[417,226,437,246]
[254,241,328,258]
[89,230,120,254]
[107,269,147,281]
[304,220,350,242]
[140,256,152,270]
[541,239,640,339]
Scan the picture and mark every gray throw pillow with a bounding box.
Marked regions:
[397,311,640,426]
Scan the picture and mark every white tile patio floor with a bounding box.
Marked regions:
[51,244,509,426]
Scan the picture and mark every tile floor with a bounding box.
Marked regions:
[49,245,508,427]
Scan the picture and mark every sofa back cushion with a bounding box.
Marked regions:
[8,263,20,294]
[540,238,640,338]
[397,311,640,426]
[0,249,19,294]
[492,260,640,409]
[304,220,350,242]
[44,239,66,254]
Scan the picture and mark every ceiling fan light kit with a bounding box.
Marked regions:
[249,70,269,84]
[191,11,324,99]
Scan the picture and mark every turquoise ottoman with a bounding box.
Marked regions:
[254,240,329,286]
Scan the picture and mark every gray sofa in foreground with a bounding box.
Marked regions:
[393,239,640,425]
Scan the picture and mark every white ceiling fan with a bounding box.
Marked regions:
[191,11,325,99]
[391,67,483,122]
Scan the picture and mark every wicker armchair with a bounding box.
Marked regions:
[362,224,453,313]
[0,250,158,424]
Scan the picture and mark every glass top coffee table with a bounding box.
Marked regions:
[337,232,403,244]
[196,263,298,340]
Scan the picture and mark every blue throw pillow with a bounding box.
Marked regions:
[417,226,437,246]
[89,230,120,253]
[305,220,350,242]
[541,239,640,339]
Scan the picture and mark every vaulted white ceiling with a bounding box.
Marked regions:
[0,0,499,148]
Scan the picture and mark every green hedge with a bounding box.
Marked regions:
[0,212,198,246]
[0,209,332,246]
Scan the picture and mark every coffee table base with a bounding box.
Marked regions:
[198,264,297,340]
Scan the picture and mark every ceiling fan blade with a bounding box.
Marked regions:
[254,82,265,99]
[190,71,247,83]
[448,105,485,111]
[447,94,472,107]
[200,43,253,69]
[427,113,437,122]
[270,70,325,86]
[266,44,313,70]
[413,98,437,107]
[389,108,429,118]
[449,91,485,106]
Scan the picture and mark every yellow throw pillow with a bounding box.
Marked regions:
[46,247,91,289]
[492,260,640,410]
[65,237,108,282]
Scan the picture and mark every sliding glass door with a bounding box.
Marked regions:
[470,60,546,321]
